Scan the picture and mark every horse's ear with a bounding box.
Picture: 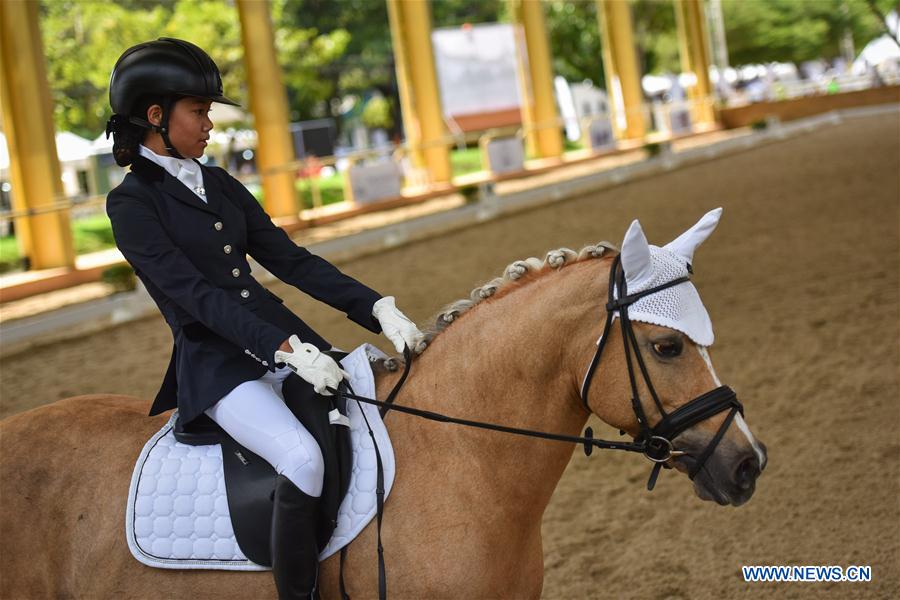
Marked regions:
[621,219,652,288]
[663,207,723,264]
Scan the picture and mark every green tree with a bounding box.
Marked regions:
[545,0,605,86]
[632,0,680,75]
[278,0,507,134]
[430,0,506,28]
[270,0,352,120]
[543,0,681,89]
[276,0,389,120]
[39,0,898,142]
[39,0,353,137]
[40,0,171,138]
[361,95,394,130]
[722,0,889,65]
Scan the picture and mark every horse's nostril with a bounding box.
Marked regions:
[735,456,760,491]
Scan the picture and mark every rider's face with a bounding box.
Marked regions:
[146,97,213,159]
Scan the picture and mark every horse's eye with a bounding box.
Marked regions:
[652,340,682,358]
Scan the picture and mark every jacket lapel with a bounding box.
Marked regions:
[198,164,226,215]
[159,170,222,217]
[131,155,222,217]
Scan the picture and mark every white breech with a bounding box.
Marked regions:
[204,365,325,497]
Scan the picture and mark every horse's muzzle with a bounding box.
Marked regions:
[675,439,767,506]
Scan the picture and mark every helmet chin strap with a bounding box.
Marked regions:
[157,96,185,159]
[123,96,185,159]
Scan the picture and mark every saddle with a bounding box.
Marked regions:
[172,350,352,567]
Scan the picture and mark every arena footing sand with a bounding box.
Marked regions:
[1,111,897,598]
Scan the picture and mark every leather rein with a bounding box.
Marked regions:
[331,253,744,599]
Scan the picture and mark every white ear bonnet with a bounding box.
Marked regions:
[616,208,722,346]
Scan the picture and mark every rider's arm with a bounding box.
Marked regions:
[214,167,383,334]
[107,190,289,369]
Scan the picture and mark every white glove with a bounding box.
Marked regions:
[273,334,349,396]
[372,296,426,354]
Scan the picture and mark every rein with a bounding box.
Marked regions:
[334,254,744,598]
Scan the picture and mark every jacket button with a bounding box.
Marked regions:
[223,244,232,254]
[240,289,250,298]
[262,361,269,367]
[214,221,223,231]
[232,268,240,277]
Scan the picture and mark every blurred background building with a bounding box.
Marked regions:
[1,0,898,291]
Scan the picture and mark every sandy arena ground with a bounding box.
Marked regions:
[1,111,898,598]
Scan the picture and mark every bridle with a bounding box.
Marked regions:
[333,252,747,599]
[579,253,744,490]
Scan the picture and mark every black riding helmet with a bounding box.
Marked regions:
[107,37,239,159]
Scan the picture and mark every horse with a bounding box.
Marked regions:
[0,224,766,598]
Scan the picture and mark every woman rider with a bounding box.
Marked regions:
[105,38,424,599]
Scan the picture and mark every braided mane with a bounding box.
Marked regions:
[376,242,619,372]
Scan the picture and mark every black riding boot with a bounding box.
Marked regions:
[270,474,321,600]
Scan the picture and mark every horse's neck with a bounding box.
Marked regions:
[375,261,606,523]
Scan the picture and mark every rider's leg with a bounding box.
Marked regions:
[204,371,325,496]
[204,370,324,599]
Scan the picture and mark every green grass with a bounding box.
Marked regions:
[450,147,484,178]
[295,174,346,210]
[0,235,19,273]
[71,213,115,253]
[1,213,118,274]
[247,174,348,210]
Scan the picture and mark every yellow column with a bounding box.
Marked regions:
[596,0,646,140]
[509,0,563,160]
[0,0,74,270]
[235,0,298,218]
[674,0,715,124]
[386,0,451,185]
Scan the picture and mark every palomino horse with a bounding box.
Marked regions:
[0,218,766,599]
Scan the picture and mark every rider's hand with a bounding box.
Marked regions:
[372,296,426,354]
[273,334,349,396]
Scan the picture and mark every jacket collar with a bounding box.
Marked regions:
[138,144,201,181]
[130,155,223,217]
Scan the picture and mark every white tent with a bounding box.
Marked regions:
[55,132,94,162]
[209,103,251,126]
[642,74,672,95]
[92,131,113,154]
[853,11,900,73]
[0,131,99,197]
[2,130,103,165]
[0,132,9,172]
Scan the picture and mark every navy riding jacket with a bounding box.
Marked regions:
[106,155,383,424]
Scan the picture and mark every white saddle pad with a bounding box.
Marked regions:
[125,343,396,571]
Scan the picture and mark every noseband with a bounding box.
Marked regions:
[580,254,744,490]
